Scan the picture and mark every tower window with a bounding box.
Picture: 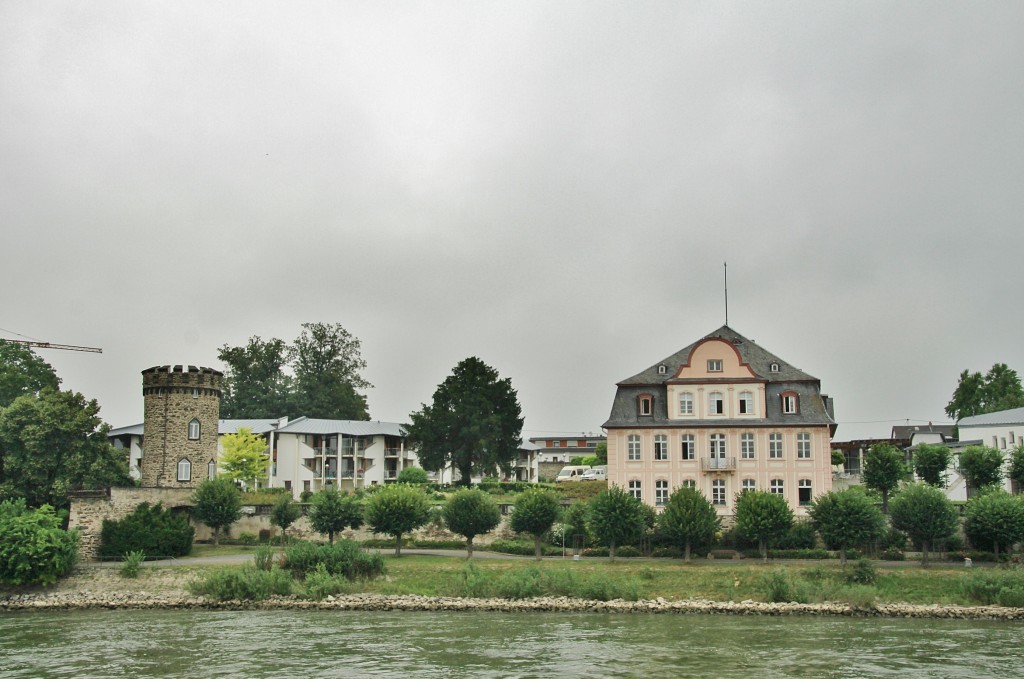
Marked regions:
[208,459,217,479]
[188,418,201,440]
[177,458,192,482]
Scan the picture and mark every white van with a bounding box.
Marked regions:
[580,466,607,481]
[554,465,590,483]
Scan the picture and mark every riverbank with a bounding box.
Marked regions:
[2,563,1022,620]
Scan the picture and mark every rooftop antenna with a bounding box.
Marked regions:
[724,262,729,326]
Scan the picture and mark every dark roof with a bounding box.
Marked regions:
[617,325,818,385]
[890,423,956,439]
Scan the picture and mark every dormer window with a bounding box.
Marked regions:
[707,359,723,372]
[188,418,201,440]
[638,395,653,416]
[770,362,780,373]
[781,392,799,415]
[657,364,667,375]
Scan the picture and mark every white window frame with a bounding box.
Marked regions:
[682,479,696,489]
[177,458,192,482]
[207,459,216,479]
[742,478,756,492]
[770,478,784,495]
[679,392,694,416]
[628,435,641,461]
[798,479,812,506]
[782,394,798,414]
[741,433,755,459]
[628,479,642,500]
[712,479,726,505]
[709,391,724,415]
[738,391,754,415]
[681,434,695,460]
[769,433,783,459]
[797,433,811,459]
[655,479,669,506]
[639,396,652,416]
[654,434,668,461]
[710,433,726,456]
[188,418,201,440]
[707,359,723,372]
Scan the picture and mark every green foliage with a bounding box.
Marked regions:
[442,488,501,557]
[777,520,819,550]
[253,545,275,571]
[218,336,292,419]
[397,467,429,484]
[658,487,720,561]
[290,322,371,420]
[845,558,877,585]
[594,441,608,465]
[449,562,642,601]
[405,357,523,486]
[862,443,908,512]
[959,446,1004,491]
[308,489,363,543]
[578,455,599,467]
[587,486,647,559]
[1009,445,1024,491]
[270,494,301,543]
[119,550,145,578]
[98,502,194,559]
[0,341,60,408]
[303,563,354,600]
[946,363,1024,421]
[963,490,1024,557]
[0,388,132,509]
[912,444,952,487]
[759,569,809,603]
[187,566,293,600]
[831,449,845,466]
[283,539,385,580]
[555,480,607,502]
[889,483,959,565]
[0,500,78,585]
[958,570,1024,606]
[559,501,590,543]
[191,478,243,545]
[364,484,431,555]
[809,489,885,564]
[218,427,269,488]
[734,490,793,562]
[487,539,560,557]
[509,488,562,558]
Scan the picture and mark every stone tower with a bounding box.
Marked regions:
[140,365,223,488]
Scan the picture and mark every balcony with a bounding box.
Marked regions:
[384,469,398,480]
[701,457,737,472]
[384,448,401,458]
[338,469,363,480]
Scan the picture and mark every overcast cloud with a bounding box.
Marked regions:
[2,1,1022,442]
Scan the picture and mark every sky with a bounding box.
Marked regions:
[2,2,1023,443]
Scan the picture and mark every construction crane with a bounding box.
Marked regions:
[1,339,102,353]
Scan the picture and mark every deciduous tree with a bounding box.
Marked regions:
[963,490,1024,559]
[270,494,301,544]
[945,364,1024,421]
[1009,444,1024,493]
[734,490,793,562]
[912,443,952,488]
[364,484,431,556]
[587,486,646,560]
[442,488,501,558]
[396,467,429,485]
[218,336,292,419]
[0,342,59,408]
[308,489,363,544]
[218,427,269,489]
[888,483,958,566]
[959,446,1004,493]
[809,488,885,565]
[191,478,242,546]
[658,487,720,562]
[862,443,908,513]
[405,357,523,486]
[509,488,561,559]
[290,322,371,420]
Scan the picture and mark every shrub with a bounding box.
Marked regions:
[777,521,818,550]
[238,532,258,546]
[253,545,275,571]
[283,540,385,580]
[614,545,642,558]
[449,563,643,601]
[958,570,1024,606]
[488,539,559,557]
[879,548,905,561]
[187,566,293,600]
[845,558,877,585]
[396,467,429,485]
[98,502,193,560]
[759,570,809,603]
[303,563,352,600]
[840,585,877,610]
[0,500,78,586]
[119,550,145,579]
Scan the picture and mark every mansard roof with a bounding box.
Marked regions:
[617,325,818,385]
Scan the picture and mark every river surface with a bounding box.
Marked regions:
[1,609,1020,678]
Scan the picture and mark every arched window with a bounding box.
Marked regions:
[738,391,754,415]
[711,479,726,505]
[188,418,201,440]
[680,434,695,460]
[628,479,642,500]
[654,435,668,460]
[770,478,784,495]
[208,459,217,479]
[741,433,755,459]
[708,391,724,415]
[638,394,653,416]
[655,479,669,506]
[682,479,696,489]
[742,478,756,492]
[177,458,192,482]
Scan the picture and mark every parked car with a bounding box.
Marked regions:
[580,467,607,481]
[554,465,591,483]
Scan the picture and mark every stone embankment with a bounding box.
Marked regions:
[2,590,1022,620]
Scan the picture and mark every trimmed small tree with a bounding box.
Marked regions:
[191,478,242,545]
[734,490,793,563]
[397,467,429,485]
[809,488,885,565]
[308,489,363,544]
[863,443,908,513]
[587,486,646,560]
[658,487,720,562]
[270,494,302,544]
[219,427,270,489]
[912,443,951,488]
[888,483,959,566]
[964,490,1024,559]
[509,488,562,559]
[1009,444,1024,492]
[442,488,501,558]
[365,484,431,556]
[959,446,1004,494]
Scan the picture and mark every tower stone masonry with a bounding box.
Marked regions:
[140,365,223,488]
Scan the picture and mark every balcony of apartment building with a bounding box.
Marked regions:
[700,456,737,472]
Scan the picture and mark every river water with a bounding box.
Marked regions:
[1,609,1020,678]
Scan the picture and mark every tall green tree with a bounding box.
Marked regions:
[734,490,793,562]
[218,336,292,418]
[290,322,371,420]
[594,441,608,465]
[1009,444,1024,493]
[587,486,647,560]
[191,478,242,546]
[912,443,952,488]
[509,488,562,559]
[809,488,885,565]
[862,443,908,513]
[958,445,1004,494]
[0,342,60,408]
[963,490,1024,559]
[218,427,269,489]
[405,357,523,486]
[888,483,958,566]
[945,363,1024,421]
[658,487,720,562]
[0,389,131,509]
[270,494,302,544]
[308,489,363,543]
[442,488,501,558]
[364,484,431,556]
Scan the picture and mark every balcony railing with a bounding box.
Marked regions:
[384,469,398,480]
[384,448,401,458]
[701,456,737,472]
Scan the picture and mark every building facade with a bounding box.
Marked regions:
[528,434,606,463]
[952,406,1024,496]
[603,325,837,516]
